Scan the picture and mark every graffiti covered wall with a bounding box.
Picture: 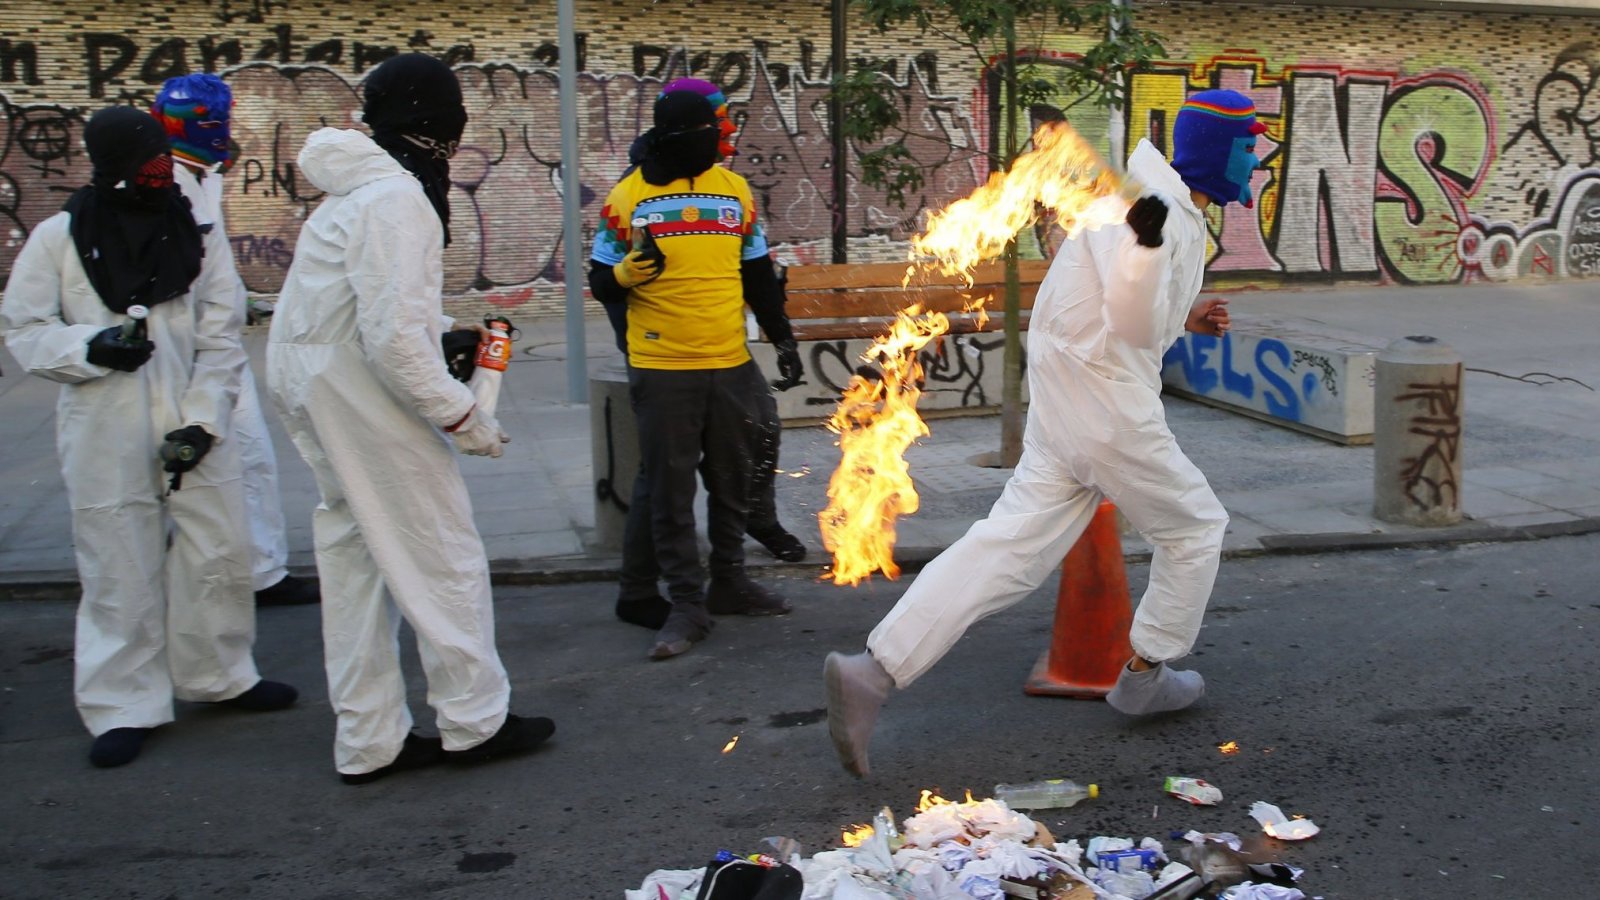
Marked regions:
[1,0,1598,321]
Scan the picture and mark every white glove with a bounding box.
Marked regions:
[449,407,508,458]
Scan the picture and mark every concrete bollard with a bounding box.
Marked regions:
[588,359,638,552]
[1373,335,1464,526]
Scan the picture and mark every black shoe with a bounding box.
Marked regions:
[341,733,444,785]
[749,525,808,562]
[256,573,320,607]
[705,575,792,616]
[615,594,671,630]
[443,714,555,765]
[219,679,299,712]
[89,727,152,768]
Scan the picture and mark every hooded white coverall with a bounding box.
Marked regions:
[867,140,1228,686]
[267,127,509,775]
[174,162,290,591]
[1,208,260,736]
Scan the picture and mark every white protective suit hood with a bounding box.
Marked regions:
[297,127,411,198]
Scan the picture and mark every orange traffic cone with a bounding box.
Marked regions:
[1023,500,1135,698]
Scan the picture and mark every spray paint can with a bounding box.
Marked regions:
[469,316,513,420]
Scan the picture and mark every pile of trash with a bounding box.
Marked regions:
[626,785,1317,900]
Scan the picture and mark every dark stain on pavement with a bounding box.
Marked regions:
[1371,706,1475,725]
[768,708,826,727]
[22,646,70,665]
[456,852,516,874]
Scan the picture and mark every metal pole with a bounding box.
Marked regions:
[830,0,848,264]
[559,0,588,403]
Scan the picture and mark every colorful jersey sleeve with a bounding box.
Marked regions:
[737,179,769,261]
[592,178,636,267]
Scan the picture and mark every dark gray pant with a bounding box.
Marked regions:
[622,362,765,608]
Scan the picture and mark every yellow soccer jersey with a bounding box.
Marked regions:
[592,165,769,370]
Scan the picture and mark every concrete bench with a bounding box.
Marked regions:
[749,259,1049,422]
[1160,315,1382,444]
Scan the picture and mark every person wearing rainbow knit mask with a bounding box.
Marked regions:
[151,74,319,609]
[823,90,1265,777]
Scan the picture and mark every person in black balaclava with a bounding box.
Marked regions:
[361,52,469,245]
[588,87,803,661]
[269,53,554,786]
[2,105,298,770]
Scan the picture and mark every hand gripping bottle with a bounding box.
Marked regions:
[120,304,150,343]
[468,316,513,419]
[992,778,1099,810]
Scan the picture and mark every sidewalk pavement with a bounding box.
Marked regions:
[2,279,1598,599]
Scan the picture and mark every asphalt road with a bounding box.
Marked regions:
[2,535,1596,899]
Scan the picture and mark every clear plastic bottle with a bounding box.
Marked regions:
[992,778,1098,810]
[120,304,149,343]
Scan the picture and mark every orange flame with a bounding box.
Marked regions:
[819,304,950,585]
[840,823,875,847]
[721,735,740,754]
[821,121,1132,584]
[1218,741,1240,755]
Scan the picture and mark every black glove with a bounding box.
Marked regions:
[160,425,214,492]
[442,329,480,383]
[85,326,155,372]
[1126,195,1168,248]
[772,339,805,391]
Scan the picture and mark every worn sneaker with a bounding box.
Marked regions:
[341,733,444,785]
[89,727,153,768]
[705,575,792,616]
[749,525,808,562]
[255,573,320,607]
[824,651,895,778]
[444,714,556,764]
[649,605,714,660]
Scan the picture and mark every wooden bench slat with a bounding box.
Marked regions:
[788,286,1039,319]
[783,258,1052,291]
[790,312,1032,342]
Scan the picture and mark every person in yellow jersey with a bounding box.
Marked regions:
[589,87,803,660]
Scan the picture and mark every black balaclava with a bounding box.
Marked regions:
[362,53,468,244]
[63,106,203,314]
[639,90,720,186]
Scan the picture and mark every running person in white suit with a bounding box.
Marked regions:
[2,106,298,769]
[268,54,552,785]
[824,90,1265,776]
[153,73,319,608]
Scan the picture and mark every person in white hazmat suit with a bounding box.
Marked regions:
[1,107,299,769]
[824,90,1267,777]
[152,73,319,608]
[267,54,553,786]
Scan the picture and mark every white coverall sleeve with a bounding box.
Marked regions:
[179,224,248,439]
[346,197,476,429]
[0,223,112,384]
[1092,210,1173,352]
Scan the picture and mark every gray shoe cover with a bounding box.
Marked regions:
[1106,661,1205,715]
[824,651,894,777]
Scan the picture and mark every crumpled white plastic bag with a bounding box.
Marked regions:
[1086,836,1134,865]
[624,867,702,900]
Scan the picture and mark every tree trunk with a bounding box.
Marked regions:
[998,21,1024,468]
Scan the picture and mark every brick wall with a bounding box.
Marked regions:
[2,0,1597,322]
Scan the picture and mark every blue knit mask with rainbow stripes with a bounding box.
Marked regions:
[153,74,233,169]
[1171,89,1267,208]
